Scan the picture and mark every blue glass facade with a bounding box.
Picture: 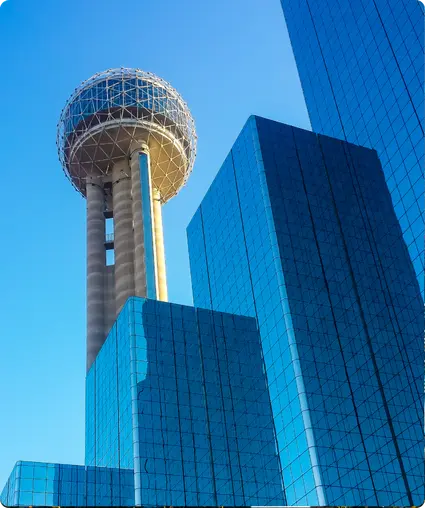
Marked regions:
[187,116,424,506]
[2,297,285,507]
[85,297,285,506]
[279,0,424,294]
[0,461,134,507]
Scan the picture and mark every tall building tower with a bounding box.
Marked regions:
[57,68,197,369]
[278,0,424,294]
[1,72,285,508]
[188,116,424,506]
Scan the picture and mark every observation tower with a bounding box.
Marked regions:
[57,68,197,369]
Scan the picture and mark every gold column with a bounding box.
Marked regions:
[152,187,168,301]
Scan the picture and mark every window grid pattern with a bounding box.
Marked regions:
[189,117,321,506]
[187,116,423,506]
[0,461,134,507]
[86,303,134,471]
[279,0,424,295]
[187,207,213,311]
[86,297,285,506]
[64,77,191,141]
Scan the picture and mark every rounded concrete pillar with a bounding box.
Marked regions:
[152,188,168,301]
[112,159,135,315]
[130,147,147,298]
[86,180,105,370]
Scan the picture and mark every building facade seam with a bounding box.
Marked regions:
[252,116,327,506]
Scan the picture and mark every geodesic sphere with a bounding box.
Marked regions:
[57,68,197,202]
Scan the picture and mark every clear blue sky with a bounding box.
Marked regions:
[0,0,310,489]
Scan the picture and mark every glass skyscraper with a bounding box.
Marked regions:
[278,0,424,294]
[85,297,284,506]
[1,297,285,507]
[187,116,423,506]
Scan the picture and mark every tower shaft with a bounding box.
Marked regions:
[152,188,168,301]
[130,150,147,298]
[112,160,135,315]
[85,150,168,370]
[58,68,197,371]
[86,180,105,368]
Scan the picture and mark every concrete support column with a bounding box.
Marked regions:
[152,188,168,301]
[86,179,105,370]
[112,159,135,315]
[130,147,147,297]
[103,265,116,336]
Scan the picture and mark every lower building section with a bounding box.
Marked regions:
[86,297,285,506]
[0,461,134,507]
[1,297,285,507]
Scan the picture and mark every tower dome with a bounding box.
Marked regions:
[57,67,197,203]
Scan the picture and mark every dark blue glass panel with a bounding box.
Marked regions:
[85,297,285,506]
[187,116,424,506]
[279,0,424,296]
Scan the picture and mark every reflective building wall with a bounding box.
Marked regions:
[279,0,424,294]
[86,297,285,506]
[187,116,424,506]
[0,461,134,507]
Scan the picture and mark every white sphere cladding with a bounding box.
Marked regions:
[57,68,197,202]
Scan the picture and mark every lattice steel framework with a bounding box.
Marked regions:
[57,68,197,202]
